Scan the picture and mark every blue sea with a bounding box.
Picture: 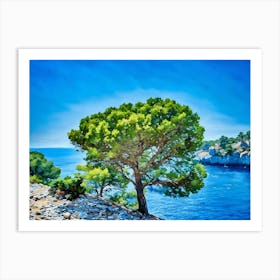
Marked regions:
[30,148,250,220]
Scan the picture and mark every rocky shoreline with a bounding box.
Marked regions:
[197,134,250,167]
[197,150,250,167]
[30,183,160,220]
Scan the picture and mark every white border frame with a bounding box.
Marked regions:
[18,48,262,231]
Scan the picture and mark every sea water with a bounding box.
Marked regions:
[30,148,250,220]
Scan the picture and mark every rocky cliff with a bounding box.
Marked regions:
[197,137,250,167]
[197,150,250,166]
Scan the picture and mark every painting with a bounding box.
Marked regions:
[18,49,262,231]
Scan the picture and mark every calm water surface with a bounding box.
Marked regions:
[30,148,250,220]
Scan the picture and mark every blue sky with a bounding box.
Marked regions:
[30,60,250,148]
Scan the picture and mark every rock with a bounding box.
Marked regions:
[240,141,249,148]
[209,148,216,156]
[29,183,161,221]
[63,212,71,219]
[71,212,80,219]
[78,212,88,219]
[197,135,251,167]
[197,150,250,166]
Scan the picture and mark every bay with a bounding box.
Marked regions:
[30,148,250,220]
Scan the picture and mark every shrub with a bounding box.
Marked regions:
[30,151,61,184]
[50,174,87,200]
[30,174,42,184]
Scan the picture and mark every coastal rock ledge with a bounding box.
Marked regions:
[30,184,160,220]
[197,150,250,166]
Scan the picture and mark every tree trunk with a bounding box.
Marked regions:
[100,185,105,197]
[136,185,148,215]
[134,168,149,215]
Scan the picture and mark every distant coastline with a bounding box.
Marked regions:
[197,152,250,167]
[196,131,250,167]
[31,136,251,169]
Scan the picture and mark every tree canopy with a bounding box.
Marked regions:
[30,151,61,184]
[68,97,207,215]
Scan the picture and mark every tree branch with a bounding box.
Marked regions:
[147,136,168,166]
[143,175,191,188]
[112,161,136,186]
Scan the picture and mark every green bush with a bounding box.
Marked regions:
[30,151,61,184]
[50,174,86,200]
[30,174,42,184]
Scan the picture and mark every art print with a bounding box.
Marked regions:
[18,49,262,231]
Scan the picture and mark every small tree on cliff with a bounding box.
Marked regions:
[76,164,129,197]
[68,98,207,215]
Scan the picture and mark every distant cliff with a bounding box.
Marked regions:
[197,131,250,167]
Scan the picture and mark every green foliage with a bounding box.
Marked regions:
[30,174,42,184]
[237,132,245,142]
[163,163,207,197]
[76,164,129,197]
[219,135,228,149]
[30,151,61,184]
[110,190,138,209]
[245,130,250,140]
[68,97,206,214]
[50,174,86,200]
[224,143,234,155]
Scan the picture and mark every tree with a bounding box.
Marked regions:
[245,130,250,140]
[30,151,61,184]
[237,132,245,142]
[76,164,129,197]
[225,143,234,155]
[219,135,228,149]
[68,98,207,215]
